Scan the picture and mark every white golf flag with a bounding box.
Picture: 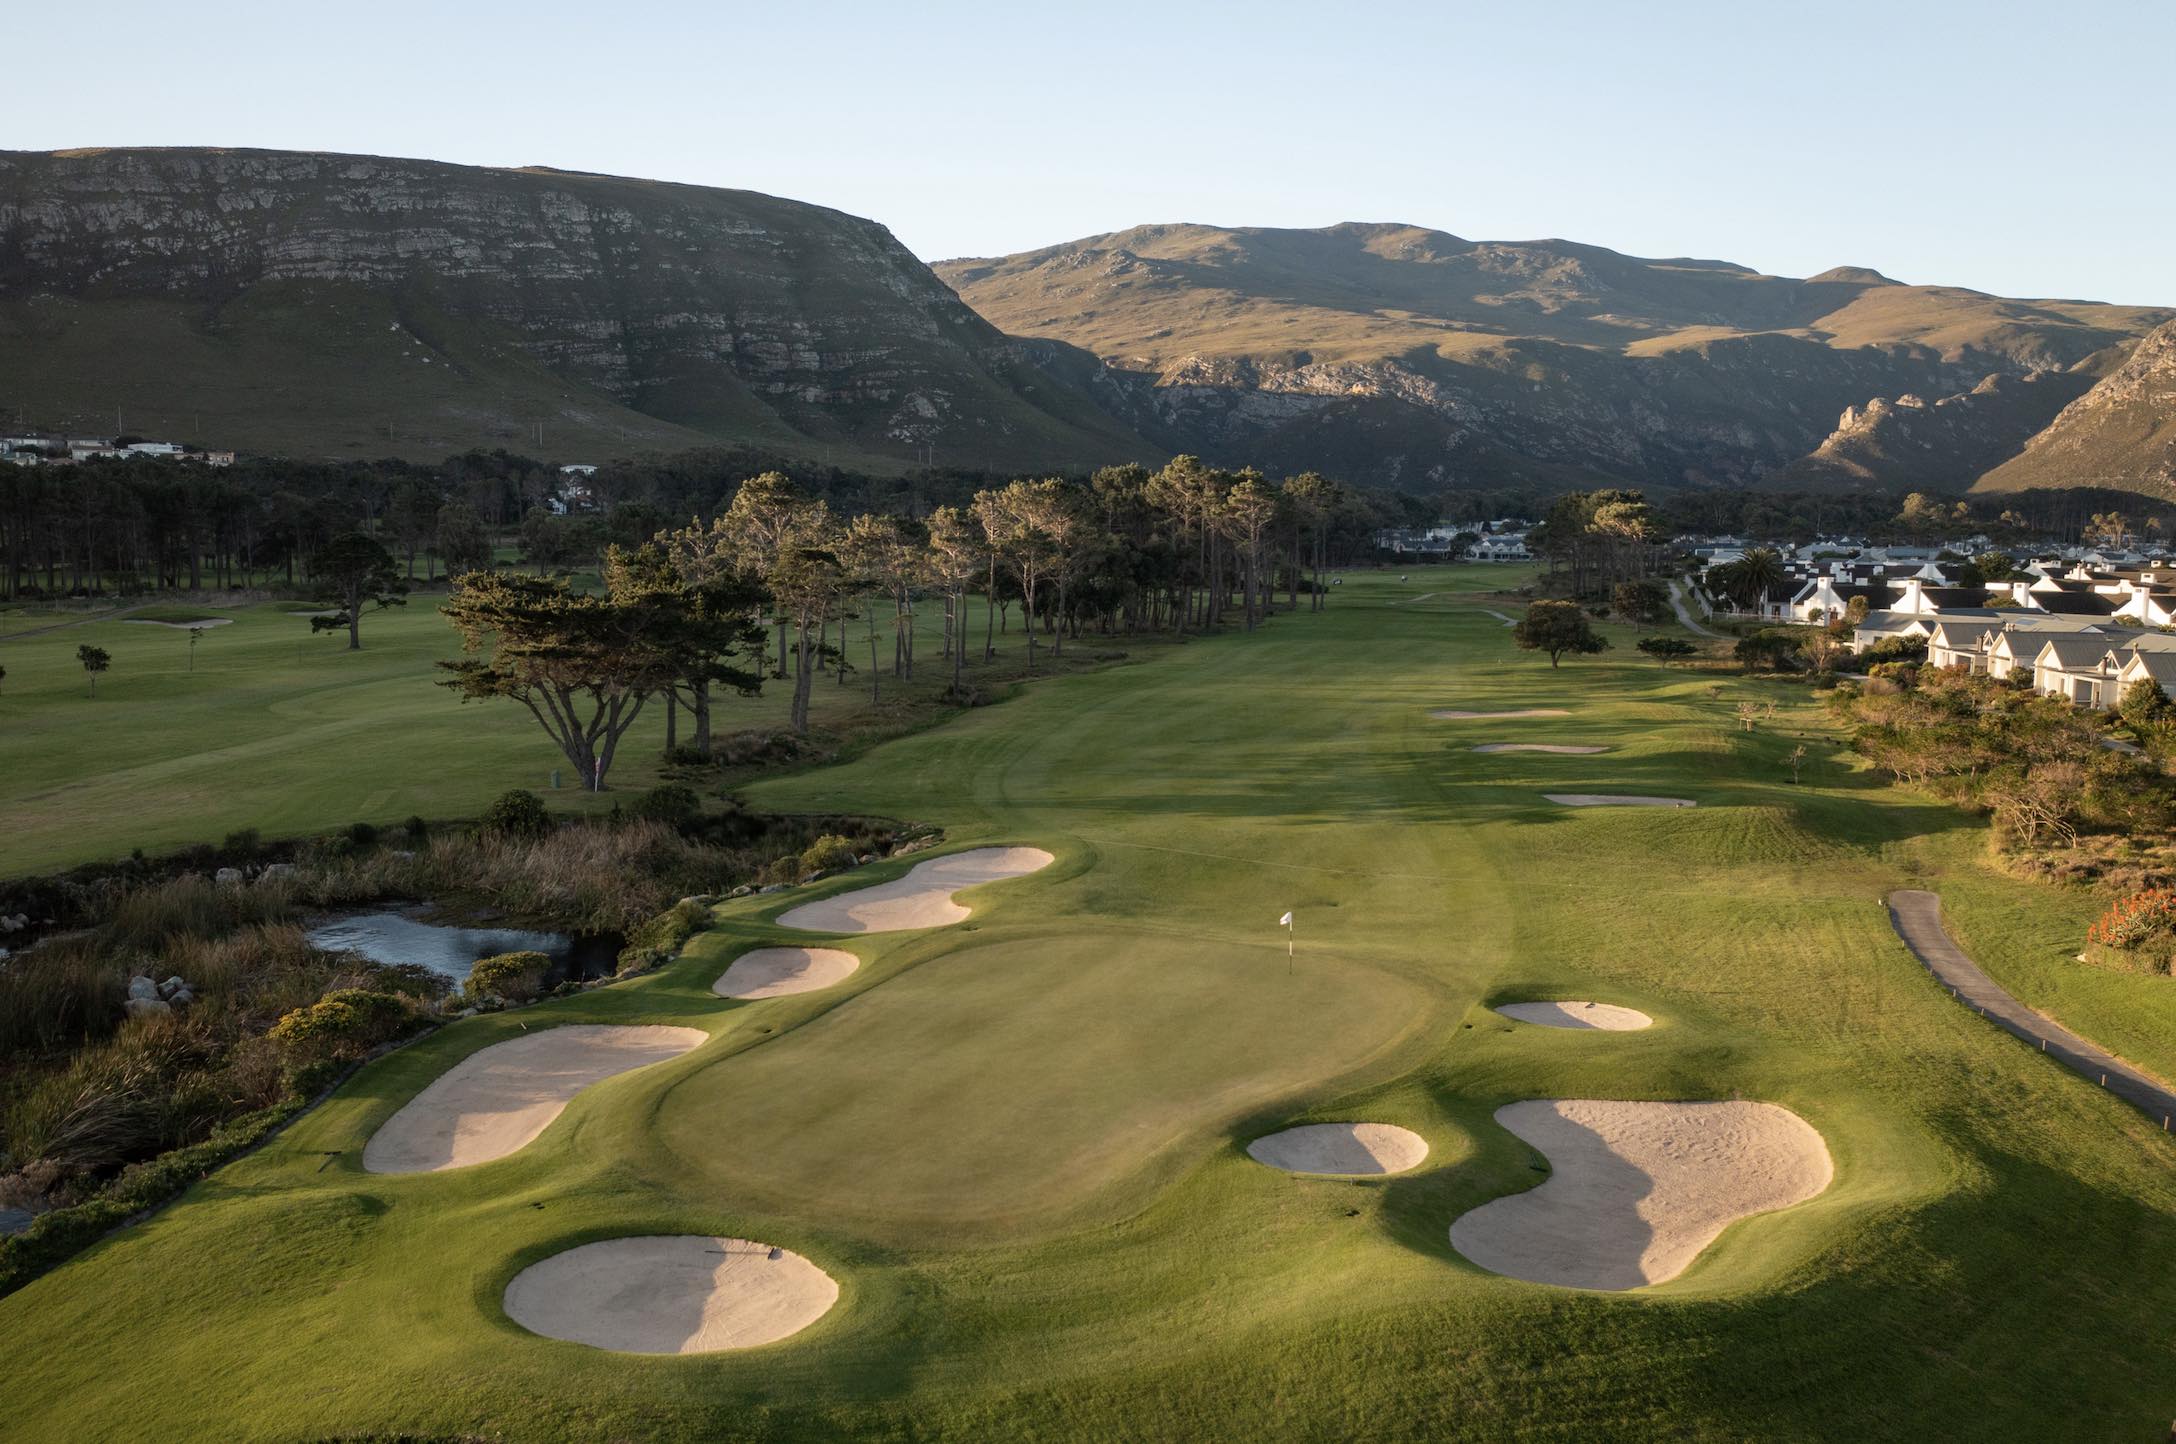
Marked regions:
[1279,911,1293,927]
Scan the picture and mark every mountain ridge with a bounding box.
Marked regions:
[0,146,1151,468]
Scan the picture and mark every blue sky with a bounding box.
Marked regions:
[8,0,2171,302]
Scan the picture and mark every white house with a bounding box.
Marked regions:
[2030,635,2123,707]
[1926,619,2005,673]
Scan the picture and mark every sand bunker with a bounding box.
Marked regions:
[363,1025,707,1173]
[1450,1099,1832,1290]
[503,1235,837,1354]
[1472,743,1608,754]
[1430,708,1571,720]
[1246,1122,1428,1175]
[1545,793,1696,808]
[122,617,231,629]
[777,846,1054,933]
[713,946,860,999]
[1495,1001,1653,1031]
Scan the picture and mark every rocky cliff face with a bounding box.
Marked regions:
[1773,369,2099,489]
[1975,319,2176,496]
[940,223,2171,491]
[0,148,1147,466]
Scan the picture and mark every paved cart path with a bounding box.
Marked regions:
[1888,889,2176,1127]
[1667,580,1725,639]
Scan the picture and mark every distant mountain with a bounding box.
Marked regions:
[937,222,2171,491]
[0,148,1150,468]
[1974,319,2176,498]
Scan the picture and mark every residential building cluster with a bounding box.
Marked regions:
[1686,541,2176,710]
[1,435,235,467]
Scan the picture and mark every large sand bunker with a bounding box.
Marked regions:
[1545,793,1696,808]
[1450,1099,1832,1290]
[503,1235,838,1353]
[1430,708,1570,721]
[1495,1001,1653,1031]
[713,946,861,999]
[778,846,1054,933]
[363,1025,707,1173]
[1246,1122,1428,1175]
[1472,743,1608,754]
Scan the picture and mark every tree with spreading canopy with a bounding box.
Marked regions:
[307,532,409,650]
[438,559,687,790]
[1513,600,1609,667]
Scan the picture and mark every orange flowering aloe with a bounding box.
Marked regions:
[2087,888,2176,951]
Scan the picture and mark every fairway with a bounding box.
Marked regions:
[4,570,2175,1441]
[0,590,1090,873]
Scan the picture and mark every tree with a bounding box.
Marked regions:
[439,566,681,791]
[435,501,492,577]
[1636,636,1695,665]
[76,644,110,697]
[975,479,1072,672]
[1217,474,1280,631]
[924,505,984,695]
[308,532,409,650]
[1611,578,1669,625]
[718,474,843,734]
[1897,492,1946,539]
[1513,600,1609,668]
[1786,743,1808,784]
[606,540,766,756]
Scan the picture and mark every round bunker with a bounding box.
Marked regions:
[713,946,860,999]
[1429,708,1571,721]
[778,846,1054,933]
[1449,1099,1832,1290]
[1472,743,1608,754]
[1246,1122,1427,1176]
[1494,1001,1653,1031]
[504,1235,838,1354]
[1545,793,1696,808]
[363,1024,707,1174]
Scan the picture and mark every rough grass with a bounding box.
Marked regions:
[0,570,2172,1441]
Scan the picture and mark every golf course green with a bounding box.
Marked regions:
[3,569,2173,1440]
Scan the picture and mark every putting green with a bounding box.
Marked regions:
[654,930,1435,1239]
[4,567,2175,1442]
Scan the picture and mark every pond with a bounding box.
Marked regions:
[305,908,625,987]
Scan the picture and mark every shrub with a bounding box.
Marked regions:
[799,834,861,876]
[402,815,430,843]
[616,900,708,977]
[464,951,551,1004]
[221,828,262,858]
[481,789,552,839]
[2119,678,2174,734]
[345,821,379,849]
[1636,636,1695,664]
[627,784,703,829]
[267,989,413,1058]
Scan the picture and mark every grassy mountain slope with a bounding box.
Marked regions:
[939,223,2169,490]
[0,148,1151,468]
[1974,318,2176,497]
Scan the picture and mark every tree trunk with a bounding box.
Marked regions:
[346,578,362,650]
[664,690,678,753]
[791,620,815,732]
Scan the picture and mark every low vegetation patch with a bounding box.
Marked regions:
[1838,665,2176,918]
